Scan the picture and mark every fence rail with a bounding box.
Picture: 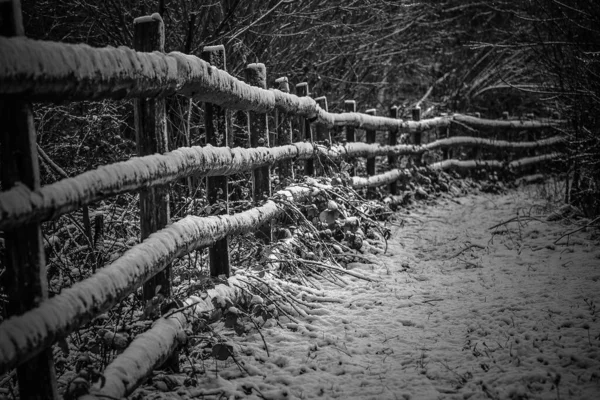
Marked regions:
[0,3,566,399]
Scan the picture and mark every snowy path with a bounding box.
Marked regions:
[160,189,600,400]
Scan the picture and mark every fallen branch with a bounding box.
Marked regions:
[553,216,600,245]
[443,243,485,260]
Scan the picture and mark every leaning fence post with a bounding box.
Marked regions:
[296,82,314,176]
[388,105,399,195]
[345,100,357,176]
[245,63,272,243]
[0,1,59,398]
[133,13,171,302]
[365,108,377,198]
[276,77,294,185]
[412,106,422,166]
[202,45,231,277]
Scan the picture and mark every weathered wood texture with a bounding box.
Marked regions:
[0,1,58,398]
[296,82,314,176]
[245,63,271,243]
[365,109,377,198]
[388,105,399,195]
[412,107,422,168]
[315,96,329,176]
[344,100,357,176]
[275,77,294,184]
[133,14,171,302]
[201,45,230,277]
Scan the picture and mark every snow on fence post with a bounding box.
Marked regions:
[345,100,357,176]
[315,96,329,176]
[499,111,510,162]
[439,112,451,160]
[365,108,377,198]
[388,105,399,195]
[473,112,483,161]
[296,82,314,176]
[133,13,172,302]
[0,1,59,398]
[201,45,231,277]
[245,63,272,244]
[411,106,422,166]
[275,77,294,185]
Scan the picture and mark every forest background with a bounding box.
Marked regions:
[20,0,600,216]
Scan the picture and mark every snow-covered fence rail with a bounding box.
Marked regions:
[0,135,564,232]
[0,2,566,399]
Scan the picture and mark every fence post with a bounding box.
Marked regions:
[440,112,450,160]
[412,106,422,166]
[276,77,294,185]
[388,105,399,195]
[202,45,231,277]
[315,96,329,175]
[133,14,171,302]
[296,82,314,176]
[365,108,377,198]
[345,100,357,176]
[245,63,272,243]
[0,1,59,398]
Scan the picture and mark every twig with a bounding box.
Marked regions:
[278,258,375,282]
[488,215,544,230]
[554,216,600,244]
[444,243,485,260]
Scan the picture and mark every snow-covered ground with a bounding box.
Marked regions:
[135,185,600,399]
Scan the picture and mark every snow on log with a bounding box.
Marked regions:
[0,133,564,231]
[0,185,318,375]
[328,142,422,158]
[429,159,504,170]
[0,36,179,101]
[453,114,563,129]
[1,38,562,133]
[81,278,248,400]
[429,152,560,171]
[509,152,562,169]
[352,169,413,188]
[424,135,565,151]
[0,144,314,230]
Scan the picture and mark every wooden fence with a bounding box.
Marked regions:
[0,3,564,399]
